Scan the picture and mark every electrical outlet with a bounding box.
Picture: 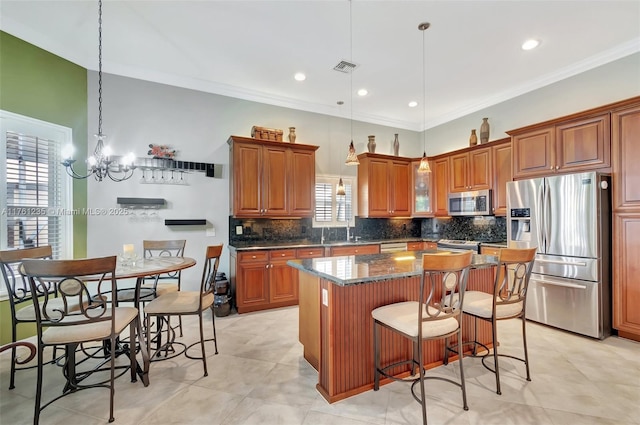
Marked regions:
[206,227,216,237]
[235,225,243,235]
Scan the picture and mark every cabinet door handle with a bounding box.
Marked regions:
[555,165,559,170]
[252,255,257,259]
[281,253,285,257]
[550,166,553,170]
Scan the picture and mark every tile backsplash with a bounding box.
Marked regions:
[229,215,506,246]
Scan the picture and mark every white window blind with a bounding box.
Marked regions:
[4,131,66,258]
[1,111,73,271]
[313,176,354,227]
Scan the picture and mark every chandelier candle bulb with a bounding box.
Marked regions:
[123,244,134,256]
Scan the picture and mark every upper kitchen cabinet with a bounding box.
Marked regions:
[228,136,318,218]
[357,153,411,217]
[432,156,450,217]
[449,146,492,192]
[510,113,611,179]
[491,138,512,216]
[411,160,434,216]
[612,102,640,211]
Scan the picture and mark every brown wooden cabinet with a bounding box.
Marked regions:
[234,251,270,312]
[357,153,411,217]
[611,100,640,341]
[449,146,491,192]
[612,104,640,211]
[233,249,299,313]
[491,139,512,216]
[228,136,318,218]
[511,113,610,179]
[407,241,424,251]
[329,244,380,256]
[433,156,450,217]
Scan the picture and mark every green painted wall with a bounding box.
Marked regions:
[0,31,88,344]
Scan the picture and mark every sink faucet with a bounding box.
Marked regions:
[321,226,327,244]
[346,219,351,241]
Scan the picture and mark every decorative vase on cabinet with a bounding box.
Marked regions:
[288,127,297,143]
[480,118,490,144]
[367,135,376,153]
[469,129,478,146]
[393,134,400,156]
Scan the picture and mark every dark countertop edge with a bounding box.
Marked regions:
[229,237,439,251]
[287,252,498,287]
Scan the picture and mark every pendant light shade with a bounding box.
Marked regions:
[336,177,346,196]
[418,152,431,173]
[345,141,359,165]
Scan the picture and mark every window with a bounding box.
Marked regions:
[1,111,73,266]
[313,175,355,227]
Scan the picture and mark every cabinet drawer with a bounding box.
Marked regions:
[238,251,269,263]
[330,244,380,256]
[296,248,326,258]
[269,249,297,261]
[424,242,438,250]
[407,242,424,251]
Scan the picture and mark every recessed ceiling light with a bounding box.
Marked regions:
[408,101,418,108]
[357,88,368,96]
[521,39,540,51]
[294,72,306,81]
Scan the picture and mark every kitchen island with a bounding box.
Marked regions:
[288,250,499,403]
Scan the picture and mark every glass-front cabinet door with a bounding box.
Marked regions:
[412,161,433,216]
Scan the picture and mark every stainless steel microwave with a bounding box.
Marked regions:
[448,189,492,216]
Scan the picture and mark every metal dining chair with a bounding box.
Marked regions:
[372,251,473,425]
[144,244,223,376]
[21,255,149,424]
[0,246,55,390]
[452,247,537,395]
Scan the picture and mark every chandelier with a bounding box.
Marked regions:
[62,0,136,182]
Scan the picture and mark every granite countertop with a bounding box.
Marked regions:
[229,237,439,251]
[287,250,498,286]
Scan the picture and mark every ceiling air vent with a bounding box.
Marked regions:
[333,60,357,73]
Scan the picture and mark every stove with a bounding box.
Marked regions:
[436,239,481,253]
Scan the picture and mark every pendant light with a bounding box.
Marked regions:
[336,101,347,195]
[344,0,359,166]
[417,22,431,174]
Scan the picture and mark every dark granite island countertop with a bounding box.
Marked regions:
[292,249,499,404]
[287,249,498,286]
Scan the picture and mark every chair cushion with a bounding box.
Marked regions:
[372,301,459,338]
[42,307,139,345]
[144,291,213,315]
[15,297,84,322]
[142,283,179,297]
[459,291,523,319]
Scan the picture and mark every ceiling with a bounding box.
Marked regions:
[1,1,639,131]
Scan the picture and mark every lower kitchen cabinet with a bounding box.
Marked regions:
[613,213,640,342]
[233,249,299,313]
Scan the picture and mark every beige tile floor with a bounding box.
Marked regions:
[1,306,639,425]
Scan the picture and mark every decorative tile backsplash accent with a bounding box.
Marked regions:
[355,217,422,240]
[426,216,507,242]
[229,217,313,244]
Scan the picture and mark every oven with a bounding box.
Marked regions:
[436,239,481,253]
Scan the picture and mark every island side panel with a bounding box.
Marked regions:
[317,267,495,403]
[298,271,320,370]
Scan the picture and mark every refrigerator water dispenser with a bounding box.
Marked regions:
[510,208,531,242]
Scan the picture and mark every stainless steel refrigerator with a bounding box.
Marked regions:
[506,172,611,339]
